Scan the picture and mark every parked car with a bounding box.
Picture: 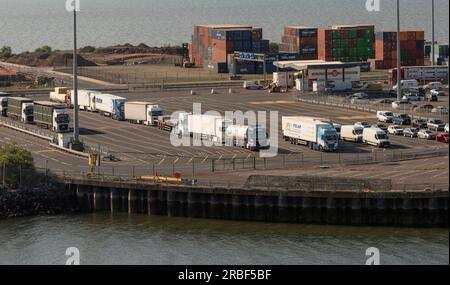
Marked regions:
[424,82,443,91]
[430,89,445,96]
[412,119,428,129]
[373,99,393,105]
[414,104,434,112]
[371,123,388,132]
[418,130,436,140]
[377,111,395,123]
[402,91,422,102]
[351,98,370,105]
[347,92,369,100]
[354,121,371,128]
[243,81,262,90]
[392,114,411,125]
[425,93,438,102]
[388,125,404,135]
[445,123,449,133]
[431,106,449,115]
[403,128,419,138]
[427,119,446,131]
[436,133,449,144]
[392,100,416,110]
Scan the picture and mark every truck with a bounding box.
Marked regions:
[362,128,390,148]
[282,116,339,152]
[124,101,163,126]
[93,93,127,120]
[71,89,97,111]
[224,125,269,151]
[326,80,352,91]
[0,92,10,116]
[391,66,449,83]
[50,87,71,108]
[340,125,364,142]
[7,97,34,123]
[33,101,70,132]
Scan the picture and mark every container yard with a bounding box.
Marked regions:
[372,31,425,70]
[279,26,318,60]
[318,24,375,62]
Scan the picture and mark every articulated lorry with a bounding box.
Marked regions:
[50,87,71,108]
[124,101,163,126]
[93,93,127,120]
[0,92,11,116]
[7,97,34,123]
[225,125,269,151]
[70,89,97,111]
[282,116,339,152]
[33,101,70,132]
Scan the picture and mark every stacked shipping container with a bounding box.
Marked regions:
[279,26,318,60]
[318,25,375,62]
[374,31,425,69]
[191,24,269,69]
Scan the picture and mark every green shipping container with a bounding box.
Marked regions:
[340,39,348,47]
[332,30,341,39]
[364,29,374,38]
[348,29,357,39]
[401,51,408,61]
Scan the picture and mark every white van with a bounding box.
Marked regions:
[377,111,395,123]
[424,82,443,91]
[363,128,390,148]
[392,79,419,91]
[341,125,364,142]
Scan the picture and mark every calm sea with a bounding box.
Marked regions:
[0,0,448,53]
[0,214,448,265]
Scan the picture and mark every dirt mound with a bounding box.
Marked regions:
[6,52,97,67]
[93,43,184,56]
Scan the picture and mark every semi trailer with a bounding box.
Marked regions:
[70,89,97,111]
[6,97,34,123]
[93,93,127,120]
[50,87,71,108]
[224,125,269,151]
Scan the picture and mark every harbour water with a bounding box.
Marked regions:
[0,214,448,265]
[0,0,448,53]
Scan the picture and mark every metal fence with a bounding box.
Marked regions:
[296,92,449,122]
[1,165,447,193]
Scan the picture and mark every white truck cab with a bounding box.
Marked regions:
[53,108,70,132]
[0,97,7,116]
[146,104,163,126]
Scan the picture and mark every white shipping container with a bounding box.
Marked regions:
[71,90,97,111]
[282,116,329,143]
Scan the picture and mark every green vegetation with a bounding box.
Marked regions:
[0,46,13,58]
[0,143,35,188]
[35,45,53,53]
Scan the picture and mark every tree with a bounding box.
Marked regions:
[0,143,35,187]
[35,45,52,53]
[269,42,279,54]
[0,46,12,58]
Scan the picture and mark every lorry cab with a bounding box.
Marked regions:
[363,128,390,148]
[22,102,34,123]
[53,108,70,132]
[341,125,364,142]
[147,105,164,126]
[247,125,269,151]
[333,123,342,139]
[316,125,338,152]
[0,97,8,116]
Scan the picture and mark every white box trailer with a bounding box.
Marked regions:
[93,93,127,121]
[49,87,71,107]
[70,90,97,111]
[186,114,230,144]
[282,116,338,151]
[124,101,163,126]
[225,125,269,151]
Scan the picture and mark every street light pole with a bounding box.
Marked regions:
[72,5,80,144]
[396,0,401,102]
[431,0,435,66]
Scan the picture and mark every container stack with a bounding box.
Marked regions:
[373,31,425,69]
[318,25,375,62]
[279,26,318,60]
[191,24,269,71]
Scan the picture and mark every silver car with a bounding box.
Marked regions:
[418,130,436,140]
[388,125,404,135]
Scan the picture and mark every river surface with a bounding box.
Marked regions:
[0,0,448,53]
[0,213,448,265]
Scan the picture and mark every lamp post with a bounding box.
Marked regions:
[431,0,435,66]
[396,0,401,102]
[72,3,80,145]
